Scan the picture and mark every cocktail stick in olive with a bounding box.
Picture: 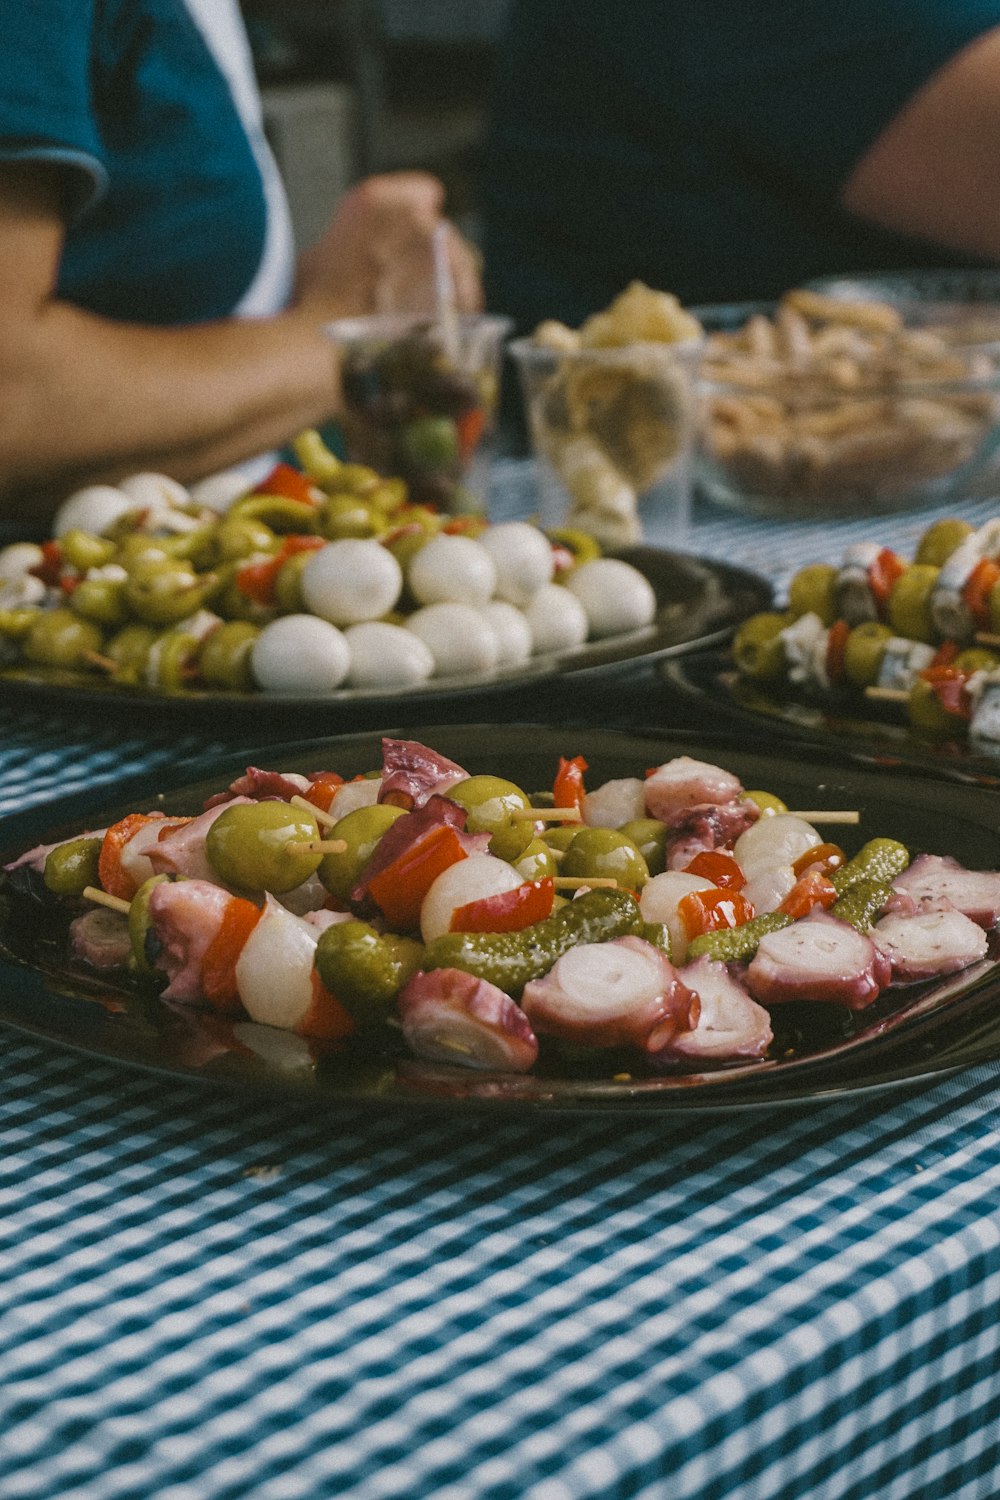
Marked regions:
[914,517,974,568]
[446,775,531,834]
[70,574,130,628]
[105,622,159,679]
[316,803,406,900]
[843,621,893,688]
[123,558,218,626]
[560,827,650,891]
[59,529,117,572]
[128,874,172,978]
[215,515,279,561]
[618,818,668,876]
[23,608,104,669]
[730,611,793,681]
[907,678,960,737]
[205,801,323,893]
[198,621,261,690]
[319,494,380,540]
[787,563,839,626]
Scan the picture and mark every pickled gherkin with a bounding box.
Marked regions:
[686,910,791,964]
[422,887,643,997]
[829,838,909,894]
[314,919,423,1029]
[829,878,893,933]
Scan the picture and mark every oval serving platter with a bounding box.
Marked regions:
[3,724,1000,1115]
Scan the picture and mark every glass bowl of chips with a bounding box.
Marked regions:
[509,282,703,550]
[693,283,1000,519]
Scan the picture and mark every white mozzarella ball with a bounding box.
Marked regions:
[343,621,434,688]
[479,600,533,668]
[420,854,523,943]
[301,539,403,625]
[478,521,555,607]
[639,870,716,965]
[406,603,500,678]
[407,534,498,607]
[118,472,191,510]
[0,542,44,582]
[51,485,134,539]
[251,614,351,695]
[522,583,589,655]
[565,558,657,637]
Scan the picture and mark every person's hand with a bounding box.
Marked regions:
[294,171,483,322]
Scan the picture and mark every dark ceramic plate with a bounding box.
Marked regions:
[2,723,1000,1115]
[659,649,1000,788]
[0,548,770,730]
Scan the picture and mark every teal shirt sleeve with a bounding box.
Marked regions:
[0,0,107,211]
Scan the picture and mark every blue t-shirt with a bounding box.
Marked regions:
[482,0,1000,331]
[0,0,293,325]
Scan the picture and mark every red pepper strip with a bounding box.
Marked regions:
[961,558,1000,631]
[868,548,906,618]
[98,812,164,901]
[455,406,487,462]
[367,823,469,930]
[677,888,755,941]
[930,640,959,669]
[235,534,326,606]
[303,771,346,813]
[31,540,64,587]
[778,871,838,920]
[450,877,555,933]
[200,897,263,1012]
[682,850,746,889]
[253,462,321,505]
[553,755,588,813]
[920,664,972,719]
[301,971,357,1041]
[791,841,845,879]
[825,619,851,684]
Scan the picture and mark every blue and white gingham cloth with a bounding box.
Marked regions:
[1,463,1000,1500]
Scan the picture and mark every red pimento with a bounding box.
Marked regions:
[367,824,469,930]
[302,772,346,814]
[791,841,845,879]
[868,549,907,617]
[300,971,357,1041]
[31,540,64,588]
[825,619,851,684]
[450,877,555,934]
[682,850,746,889]
[553,755,588,813]
[961,558,1000,631]
[677,888,755,941]
[455,406,486,462]
[97,813,191,902]
[778,871,839,920]
[234,534,326,607]
[200,897,263,1012]
[920,663,972,720]
[253,462,322,506]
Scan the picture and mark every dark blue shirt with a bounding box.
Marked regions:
[0,0,282,325]
[482,0,1000,331]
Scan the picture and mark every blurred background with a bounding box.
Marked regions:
[240,0,510,251]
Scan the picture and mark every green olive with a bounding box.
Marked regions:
[169,524,218,569]
[887,564,939,643]
[128,873,172,979]
[742,790,788,816]
[988,579,1000,637]
[915,517,974,568]
[319,494,380,540]
[336,463,382,496]
[907,678,960,738]
[124,559,217,626]
[70,576,130,628]
[618,818,668,876]
[205,801,322,893]
[787,563,839,626]
[150,624,207,691]
[314,918,423,1030]
[210,562,275,624]
[446,775,531,834]
[488,821,535,863]
[317,803,406,900]
[43,836,103,896]
[546,527,602,577]
[105,622,159,679]
[541,824,580,854]
[112,534,172,569]
[843,621,893,689]
[59,529,116,572]
[560,827,649,891]
[954,647,1000,674]
[271,551,315,613]
[730,611,792,680]
[512,837,558,882]
[367,478,408,516]
[198,620,261,690]
[215,516,279,561]
[0,607,36,641]
[23,608,103,669]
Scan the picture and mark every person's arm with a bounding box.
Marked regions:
[0,166,481,522]
[841,23,1000,259]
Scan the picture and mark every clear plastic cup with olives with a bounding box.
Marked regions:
[325,313,512,515]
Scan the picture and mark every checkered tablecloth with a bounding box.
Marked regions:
[1,465,1000,1500]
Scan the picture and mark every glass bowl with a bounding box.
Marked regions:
[325,312,512,516]
[692,285,1000,519]
[509,335,701,550]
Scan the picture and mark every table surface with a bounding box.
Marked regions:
[1,465,999,1500]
